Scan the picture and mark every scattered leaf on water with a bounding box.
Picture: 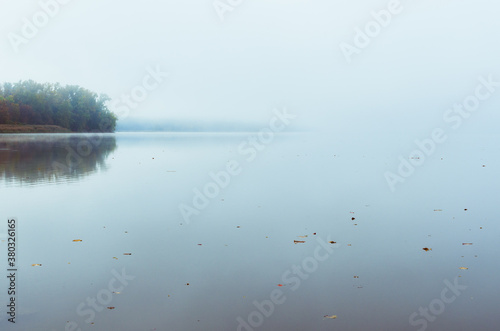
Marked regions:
[351,217,355,220]
[107,307,115,310]
[73,239,82,242]
[186,283,190,286]
[347,244,352,246]
[434,209,442,212]
[324,315,337,319]
[31,264,42,267]
[297,235,308,238]
[329,241,336,244]
[353,276,359,279]
[236,226,241,228]
[197,244,202,246]
[464,209,468,211]
[123,253,132,255]
[462,243,473,246]
[112,257,118,260]
[294,240,306,244]
[113,292,121,294]
[459,267,469,270]
[422,248,432,251]
[277,284,284,287]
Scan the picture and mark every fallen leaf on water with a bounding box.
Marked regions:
[73,239,82,242]
[123,253,132,255]
[297,235,308,238]
[113,257,118,260]
[31,264,42,267]
[329,241,337,244]
[277,284,284,287]
[462,243,473,246]
[351,217,355,220]
[459,267,469,270]
[197,244,202,246]
[113,292,121,294]
[294,240,306,244]
[107,307,115,310]
[434,209,442,212]
[422,248,432,251]
[347,244,352,246]
[186,283,190,286]
[353,276,359,279]
[324,315,337,319]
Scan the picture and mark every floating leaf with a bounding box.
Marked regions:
[112,257,118,260]
[123,253,132,255]
[353,276,359,279]
[31,264,42,267]
[297,235,308,238]
[294,240,306,244]
[459,267,469,270]
[73,239,82,242]
[107,307,115,310]
[329,241,336,244]
[462,243,473,246]
[324,315,337,319]
[434,209,442,212]
[422,248,432,251]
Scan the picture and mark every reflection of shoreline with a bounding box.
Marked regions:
[0,134,117,186]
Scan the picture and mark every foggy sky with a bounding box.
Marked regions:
[1,0,500,134]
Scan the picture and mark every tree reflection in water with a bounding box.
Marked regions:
[0,134,116,186]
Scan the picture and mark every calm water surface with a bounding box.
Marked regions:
[0,132,498,331]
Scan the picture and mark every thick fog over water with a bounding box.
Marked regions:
[1,1,500,331]
[1,0,500,133]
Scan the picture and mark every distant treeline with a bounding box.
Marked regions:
[0,80,117,132]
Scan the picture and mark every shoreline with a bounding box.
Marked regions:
[0,124,74,134]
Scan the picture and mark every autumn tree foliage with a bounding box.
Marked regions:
[0,81,117,132]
